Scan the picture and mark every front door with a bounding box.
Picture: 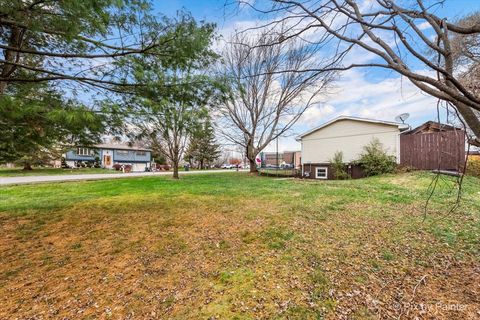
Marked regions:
[103,155,112,167]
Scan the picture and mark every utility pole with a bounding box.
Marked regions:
[276,135,279,177]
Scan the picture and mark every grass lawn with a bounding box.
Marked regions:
[0,172,479,319]
[0,167,121,177]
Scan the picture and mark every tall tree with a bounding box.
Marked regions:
[0,0,175,94]
[248,0,480,147]
[184,118,221,169]
[218,27,333,172]
[122,14,222,179]
[0,82,108,169]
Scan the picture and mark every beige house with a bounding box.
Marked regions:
[296,116,402,179]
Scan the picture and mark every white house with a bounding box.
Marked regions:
[296,116,402,179]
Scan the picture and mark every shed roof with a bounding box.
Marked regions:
[296,116,402,141]
[401,121,464,135]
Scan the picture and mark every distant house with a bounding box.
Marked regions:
[260,150,301,168]
[296,116,402,179]
[64,143,152,172]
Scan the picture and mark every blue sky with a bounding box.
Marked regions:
[154,0,480,152]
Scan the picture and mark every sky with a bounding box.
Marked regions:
[154,0,480,153]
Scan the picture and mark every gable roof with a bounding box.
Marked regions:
[296,116,402,141]
[94,143,151,152]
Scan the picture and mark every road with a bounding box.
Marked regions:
[0,169,246,186]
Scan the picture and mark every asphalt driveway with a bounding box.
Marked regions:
[0,169,246,186]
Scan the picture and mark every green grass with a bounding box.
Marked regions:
[0,167,120,177]
[0,172,479,319]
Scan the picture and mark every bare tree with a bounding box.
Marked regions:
[243,0,480,147]
[451,13,480,103]
[218,26,333,172]
[140,106,191,180]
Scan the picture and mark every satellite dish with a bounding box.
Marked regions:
[395,113,410,124]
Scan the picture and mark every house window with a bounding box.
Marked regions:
[136,151,146,156]
[315,167,328,179]
[77,148,91,156]
[117,150,129,156]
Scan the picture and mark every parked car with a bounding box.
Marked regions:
[221,164,235,169]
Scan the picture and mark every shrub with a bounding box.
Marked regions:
[357,138,396,176]
[112,163,122,171]
[466,155,480,177]
[155,164,170,171]
[94,156,101,168]
[330,151,350,179]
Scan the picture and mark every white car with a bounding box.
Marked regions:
[221,164,235,169]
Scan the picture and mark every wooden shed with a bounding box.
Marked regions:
[400,121,465,171]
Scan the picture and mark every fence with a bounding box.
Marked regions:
[400,130,465,171]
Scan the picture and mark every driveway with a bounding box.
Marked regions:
[0,169,246,186]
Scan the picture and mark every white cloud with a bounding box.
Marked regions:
[417,21,432,31]
[299,104,336,125]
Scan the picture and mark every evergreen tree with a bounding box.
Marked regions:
[123,13,224,179]
[185,119,220,169]
[0,82,107,169]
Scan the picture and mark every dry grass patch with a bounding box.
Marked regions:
[0,172,479,319]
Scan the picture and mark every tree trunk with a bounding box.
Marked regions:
[246,142,258,173]
[172,159,179,179]
[454,101,480,147]
[249,158,257,173]
[23,162,32,171]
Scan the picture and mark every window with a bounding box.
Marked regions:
[117,150,129,156]
[315,167,328,179]
[77,148,91,156]
[136,151,146,156]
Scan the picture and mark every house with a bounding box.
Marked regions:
[260,150,301,168]
[296,116,402,179]
[400,121,465,171]
[64,143,152,172]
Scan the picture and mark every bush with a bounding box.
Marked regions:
[85,160,95,168]
[61,157,70,169]
[330,151,350,179]
[94,156,101,168]
[356,138,396,176]
[466,156,480,177]
[112,163,122,171]
[155,164,170,171]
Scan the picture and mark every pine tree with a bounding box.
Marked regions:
[185,119,220,169]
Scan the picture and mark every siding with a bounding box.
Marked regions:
[64,150,98,161]
[302,163,366,179]
[113,150,151,163]
[65,148,151,163]
[301,119,400,164]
